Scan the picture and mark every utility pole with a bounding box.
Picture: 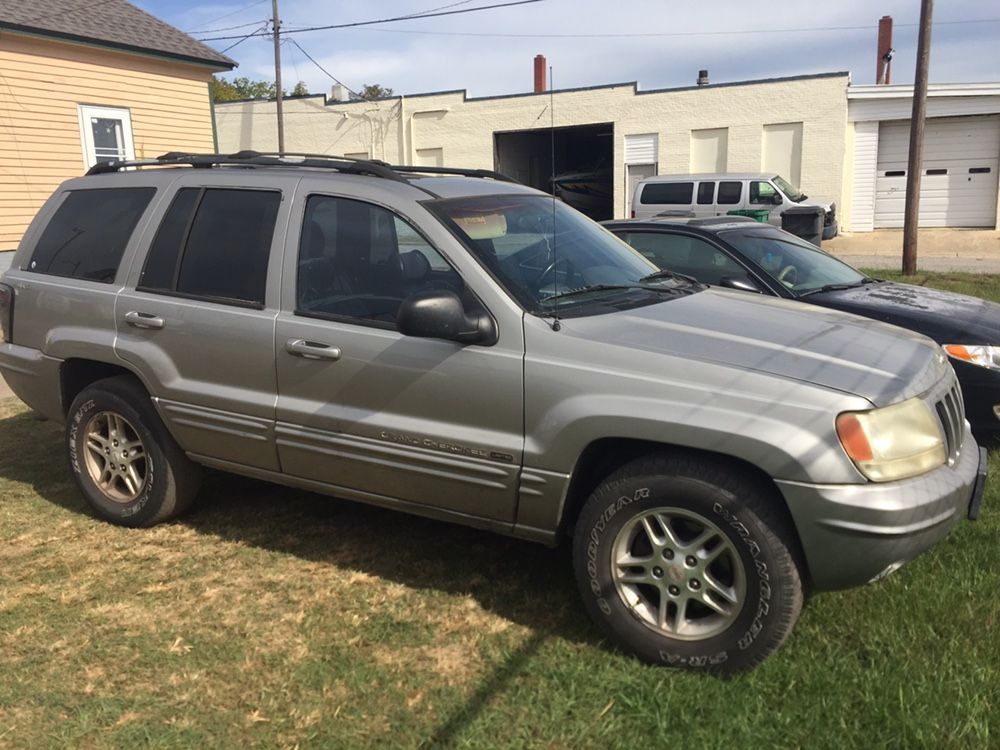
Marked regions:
[271,0,285,155]
[902,0,933,275]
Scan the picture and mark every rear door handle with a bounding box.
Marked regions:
[124,311,165,330]
[285,338,342,361]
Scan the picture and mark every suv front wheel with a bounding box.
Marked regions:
[67,376,201,527]
[573,452,803,673]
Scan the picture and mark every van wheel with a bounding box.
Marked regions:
[66,376,201,527]
[573,452,803,674]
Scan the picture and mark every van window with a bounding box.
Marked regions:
[640,182,693,205]
[750,181,779,204]
[717,181,742,205]
[696,182,715,205]
[29,187,155,283]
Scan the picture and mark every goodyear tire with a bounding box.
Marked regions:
[67,375,201,527]
[573,452,803,674]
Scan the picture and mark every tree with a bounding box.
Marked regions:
[210,76,309,102]
[359,83,393,100]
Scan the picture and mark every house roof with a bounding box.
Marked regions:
[0,0,236,69]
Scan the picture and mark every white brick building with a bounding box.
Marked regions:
[215,72,1000,231]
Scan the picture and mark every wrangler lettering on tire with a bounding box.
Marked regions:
[572,452,803,674]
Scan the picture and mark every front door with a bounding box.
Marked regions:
[274,193,525,522]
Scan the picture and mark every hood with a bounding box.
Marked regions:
[564,288,948,406]
[805,281,1000,344]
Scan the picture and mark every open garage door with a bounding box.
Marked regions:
[874,115,999,228]
[494,123,613,220]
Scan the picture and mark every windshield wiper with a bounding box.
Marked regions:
[798,281,871,297]
[639,269,700,285]
[540,284,637,303]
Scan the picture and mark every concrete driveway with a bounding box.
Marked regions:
[825,229,1000,272]
[0,251,13,275]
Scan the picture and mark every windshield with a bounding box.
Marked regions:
[428,194,697,315]
[719,228,869,294]
[772,175,805,202]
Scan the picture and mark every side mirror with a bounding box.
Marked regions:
[772,193,784,206]
[396,290,497,345]
[718,276,762,293]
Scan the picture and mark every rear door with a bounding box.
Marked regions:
[115,175,296,470]
[273,190,525,522]
[693,181,716,218]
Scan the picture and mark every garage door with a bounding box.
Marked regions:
[874,115,999,228]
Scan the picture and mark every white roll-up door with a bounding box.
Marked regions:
[874,115,999,228]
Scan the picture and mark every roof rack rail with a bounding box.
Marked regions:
[85,150,517,184]
[86,151,406,181]
[389,165,517,183]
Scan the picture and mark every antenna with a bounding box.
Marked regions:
[549,64,561,331]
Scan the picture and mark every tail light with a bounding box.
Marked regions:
[630,209,635,218]
[0,283,13,343]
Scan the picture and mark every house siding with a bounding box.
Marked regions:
[0,32,215,248]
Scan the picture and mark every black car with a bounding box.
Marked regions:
[604,216,1000,436]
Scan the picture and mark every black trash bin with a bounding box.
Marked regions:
[781,206,824,247]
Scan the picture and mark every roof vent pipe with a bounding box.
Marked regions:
[696,69,709,86]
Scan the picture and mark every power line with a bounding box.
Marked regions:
[196,0,545,41]
[345,16,1000,39]
[285,38,363,100]
[183,0,270,33]
[220,22,270,54]
[185,19,270,35]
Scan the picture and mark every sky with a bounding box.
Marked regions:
[138,0,1000,98]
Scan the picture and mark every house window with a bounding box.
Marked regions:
[78,105,135,169]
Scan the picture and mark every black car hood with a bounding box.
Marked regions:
[803,281,1000,344]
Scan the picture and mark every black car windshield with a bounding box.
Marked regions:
[772,175,805,202]
[719,227,870,294]
[428,194,698,315]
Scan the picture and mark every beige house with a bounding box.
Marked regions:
[216,72,850,222]
[0,0,234,249]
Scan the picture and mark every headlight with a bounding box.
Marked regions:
[944,344,1000,371]
[836,398,945,482]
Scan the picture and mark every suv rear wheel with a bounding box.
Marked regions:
[67,376,201,527]
[573,452,803,673]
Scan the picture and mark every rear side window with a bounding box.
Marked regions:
[139,188,280,307]
[640,182,693,205]
[717,181,742,204]
[696,182,715,205]
[29,188,154,282]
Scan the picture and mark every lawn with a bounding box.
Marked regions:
[1,272,998,748]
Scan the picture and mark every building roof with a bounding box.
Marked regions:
[0,0,235,69]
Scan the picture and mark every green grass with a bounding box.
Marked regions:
[1,270,998,748]
[860,268,1000,302]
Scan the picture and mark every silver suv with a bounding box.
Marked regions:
[0,152,985,673]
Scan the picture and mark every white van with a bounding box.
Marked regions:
[631,173,837,238]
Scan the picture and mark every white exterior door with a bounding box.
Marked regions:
[874,115,999,228]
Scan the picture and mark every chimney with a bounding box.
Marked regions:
[534,54,547,93]
[331,83,350,102]
[696,69,709,86]
[877,15,893,84]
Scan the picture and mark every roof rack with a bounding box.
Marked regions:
[86,151,406,181]
[85,150,516,183]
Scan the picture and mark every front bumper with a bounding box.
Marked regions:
[776,425,982,590]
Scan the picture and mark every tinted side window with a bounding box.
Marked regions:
[139,188,280,306]
[717,181,742,204]
[139,188,200,290]
[696,182,715,205]
[640,182,693,205]
[30,188,154,282]
[296,195,466,326]
[622,232,748,286]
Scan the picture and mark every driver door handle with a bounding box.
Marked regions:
[124,311,165,330]
[285,338,342,361]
